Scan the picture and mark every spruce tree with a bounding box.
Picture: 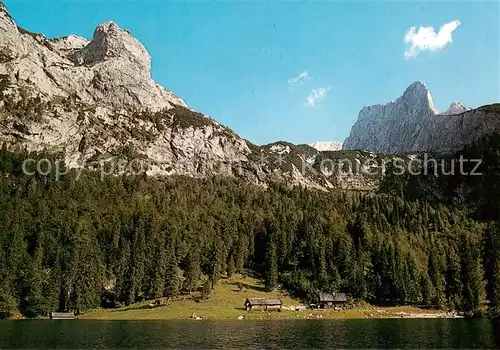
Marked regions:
[265,239,278,292]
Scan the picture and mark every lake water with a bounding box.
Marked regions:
[0,319,499,348]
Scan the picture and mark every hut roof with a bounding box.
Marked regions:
[318,292,347,302]
[50,312,75,319]
[246,298,282,306]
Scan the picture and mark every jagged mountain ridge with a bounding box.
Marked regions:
[0,2,358,190]
[441,101,470,115]
[343,82,500,154]
[0,3,185,111]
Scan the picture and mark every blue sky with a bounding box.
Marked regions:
[4,0,499,145]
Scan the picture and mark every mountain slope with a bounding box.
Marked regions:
[380,131,500,222]
[0,3,343,190]
[0,3,185,111]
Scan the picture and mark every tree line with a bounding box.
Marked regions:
[0,146,498,318]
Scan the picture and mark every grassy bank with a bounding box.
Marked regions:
[79,274,453,320]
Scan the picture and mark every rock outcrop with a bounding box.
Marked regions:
[441,101,470,115]
[427,104,500,153]
[309,141,343,152]
[343,82,500,154]
[0,4,185,111]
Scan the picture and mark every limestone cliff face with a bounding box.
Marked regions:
[0,4,185,111]
[343,82,500,154]
[0,2,337,189]
[344,82,439,154]
[428,104,500,153]
[1,2,496,191]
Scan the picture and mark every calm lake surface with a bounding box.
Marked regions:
[0,319,499,349]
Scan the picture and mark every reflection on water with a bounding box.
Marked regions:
[0,319,499,349]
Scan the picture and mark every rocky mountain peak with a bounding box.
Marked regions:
[404,81,428,94]
[343,82,440,153]
[442,101,469,115]
[0,6,185,111]
[343,81,500,154]
[74,21,151,74]
[402,81,439,114]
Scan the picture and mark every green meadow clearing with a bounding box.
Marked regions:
[80,274,447,321]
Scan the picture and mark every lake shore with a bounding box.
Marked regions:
[79,274,462,321]
[79,308,462,321]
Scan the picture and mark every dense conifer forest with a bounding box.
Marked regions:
[1,134,500,319]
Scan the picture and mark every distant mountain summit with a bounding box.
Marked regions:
[343,82,499,154]
[441,101,470,115]
[308,141,343,151]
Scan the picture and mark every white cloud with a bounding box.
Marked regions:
[306,87,331,107]
[288,71,310,86]
[404,20,461,59]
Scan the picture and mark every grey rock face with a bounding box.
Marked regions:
[429,105,500,153]
[343,82,438,154]
[49,35,90,60]
[309,141,343,152]
[441,101,470,115]
[0,2,336,190]
[343,82,499,154]
[0,4,185,111]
